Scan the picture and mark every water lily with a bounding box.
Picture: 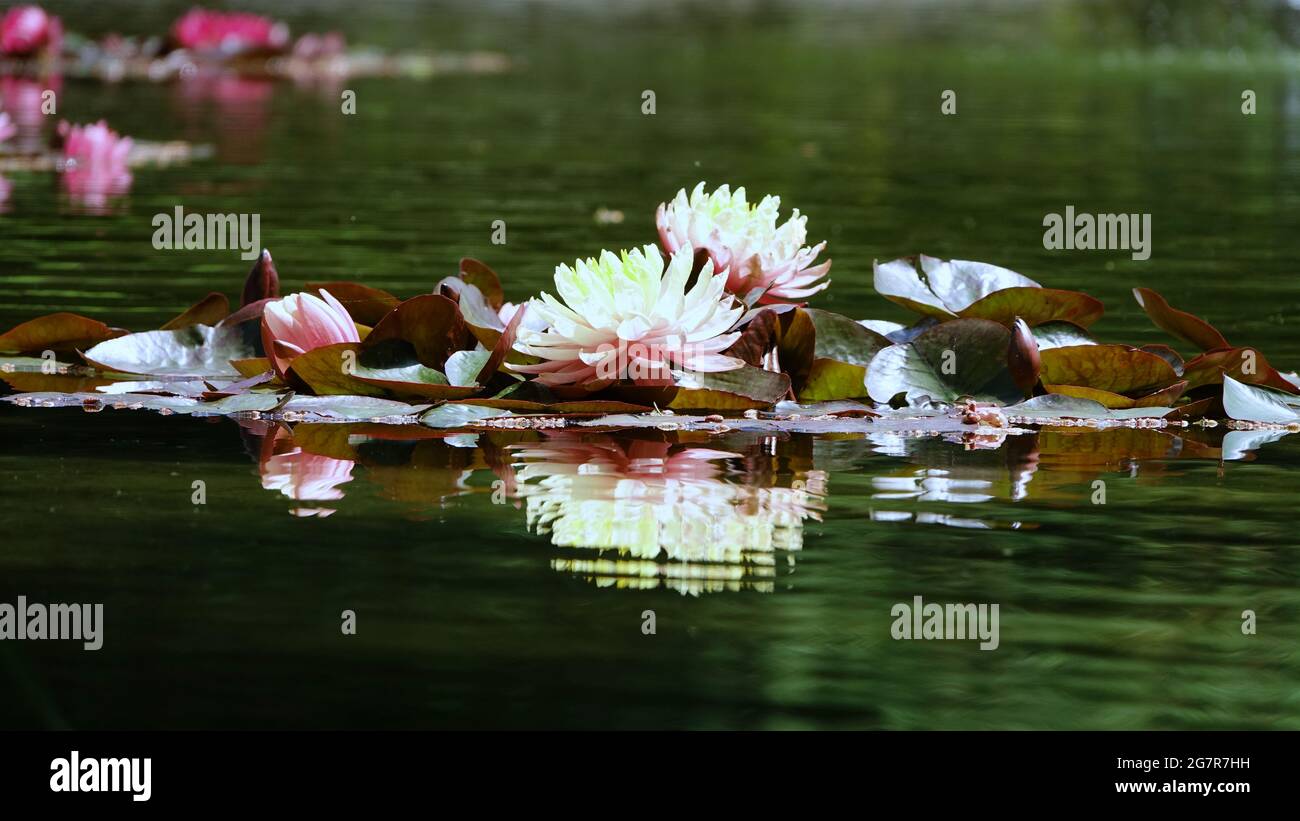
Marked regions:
[656,182,831,305]
[59,120,133,211]
[171,7,289,54]
[511,245,745,386]
[261,289,359,377]
[0,5,61,58]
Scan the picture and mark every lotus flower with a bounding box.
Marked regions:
[171,7,289,54]
[511,245,745,386]
[0,112,14,144]
[59,120,133,211]
[0,5,61,57]
[657,182,831,305]
[261,289,359,377]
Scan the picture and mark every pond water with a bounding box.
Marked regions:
[1,1,1298,729]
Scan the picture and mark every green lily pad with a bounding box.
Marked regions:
[866,318,1017,405]
[421,403,508,428]
[445,349,490,388]
[83,324,254,378]
[1043,380,1187,409]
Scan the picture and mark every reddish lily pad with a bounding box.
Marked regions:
[363,294,466,370]
[459,258,505,311]
[0,313,126,355]
[1182,347,1300,394]
[874,256,1102,327]
[1038,345,1178,396]
[161,292,230,330]
[305,281,400,326]
[959,286,1104,328]
[1043,380,1187,409]
[1132,287,1229,352]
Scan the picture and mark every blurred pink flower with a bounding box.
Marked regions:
[291,31,346,60]
[0,5,61,57]
[261,448,355,517]
[59,120,134,211]
[261,289,360,377]
[0,112,14,144]
[657,182,831,305]
[171,7,289,54]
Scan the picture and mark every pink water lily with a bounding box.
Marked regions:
[0,112,14,144]
[261,289,360,377]
[59,120,133,211]
[0,5,61,57]
[657,182,831,305]
[172,7,290,54]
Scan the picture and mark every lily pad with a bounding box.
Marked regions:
[874,256,1103,327]
[1006,394,1175,420]
[668,365,791,410]
[1031,321,1096,350]
[364,294,466,369]
[445,349,490,388]
[0,312,126,354]
[1043,379,1187,409]
[421,403,508,428]
[866,318,1017,405]
[161,292,230,330]
[1038,345,1178,396]
[1222,375,1300,423]
[459,258,505,311]
[83,323,254,378]
[305,281,400,326]
[1182,347,1300,394]
[1132,287,1229,352]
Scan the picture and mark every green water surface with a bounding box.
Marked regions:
[1,1,1298,729]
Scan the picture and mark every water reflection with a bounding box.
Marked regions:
[510,435,827,594]
[238,420,1286,589]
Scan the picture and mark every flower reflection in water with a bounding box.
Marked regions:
[510,435,827,595]
[256,426,355,517]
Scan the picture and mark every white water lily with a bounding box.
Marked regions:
[656,181,830,304]
[511,244,745,386]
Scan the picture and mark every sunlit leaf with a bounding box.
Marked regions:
[83,324,254,378]
[1222,375,1300,423]
[459,258,505,311]
[1030,321,1095,350]
[1038,345,1178,396]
